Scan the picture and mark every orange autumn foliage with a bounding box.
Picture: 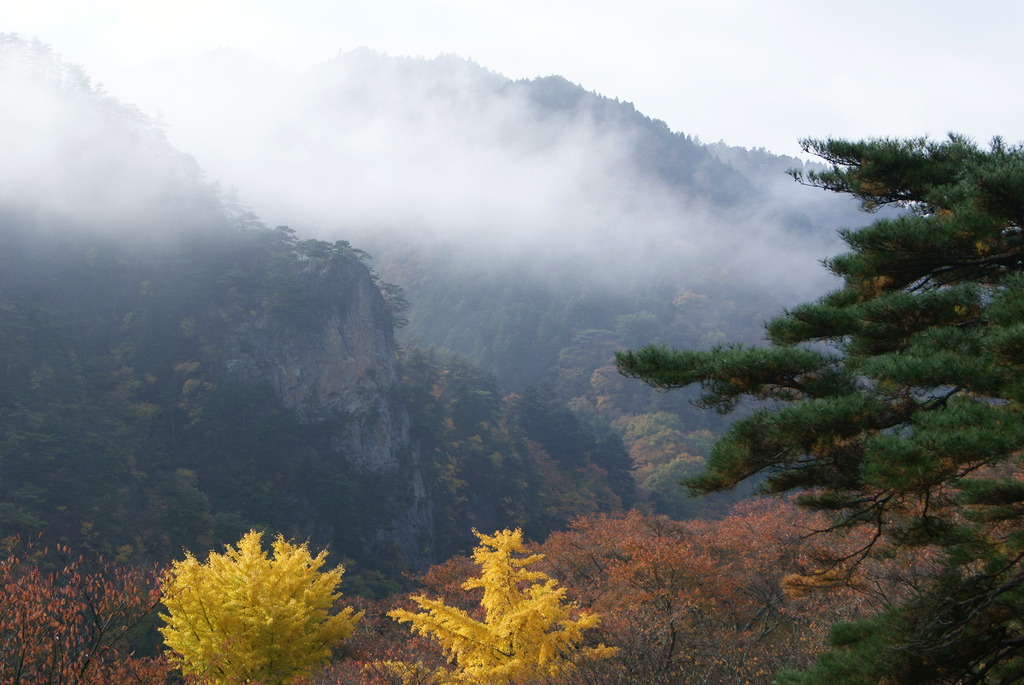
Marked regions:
[536,500,878,684]
[0,535,169,684]
[314,500,936,685]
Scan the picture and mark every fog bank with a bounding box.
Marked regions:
[121,48,863,303]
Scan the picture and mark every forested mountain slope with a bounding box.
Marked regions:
[0,36,639,580]
[0,36,428,574]
[8,30,1021,685]
[0,35,880,578]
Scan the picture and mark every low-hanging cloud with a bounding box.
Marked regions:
[127,47,863,304]
[0,35,222,240]
[5,38,866,308]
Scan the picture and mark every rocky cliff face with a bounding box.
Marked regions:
[225,253,433,568]
[0,35,433,569]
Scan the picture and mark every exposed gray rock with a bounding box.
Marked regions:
[224,252,433,567]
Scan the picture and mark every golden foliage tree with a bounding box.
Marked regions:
[389,528,615,684]
[160,530,361,684]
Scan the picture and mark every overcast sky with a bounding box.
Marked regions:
[8,1,1023,159]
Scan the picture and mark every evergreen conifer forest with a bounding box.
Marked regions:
[3,32,1023,683]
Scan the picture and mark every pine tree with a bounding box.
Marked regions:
[617,135,1024,683]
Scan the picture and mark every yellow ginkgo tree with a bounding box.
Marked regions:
[159,530,361,684]
[389,528,615,684]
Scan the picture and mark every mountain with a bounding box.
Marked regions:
[124,48,868,389]
[0,35,433,579]
[0,36,649,581]
[1,36,882,578]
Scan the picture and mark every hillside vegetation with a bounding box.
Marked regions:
[4,34,991,684]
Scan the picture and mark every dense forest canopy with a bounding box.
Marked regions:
[0,34,682,574]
